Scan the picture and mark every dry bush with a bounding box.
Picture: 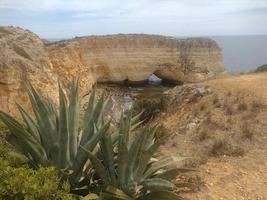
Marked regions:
[212,95,221,108]
[237,102,248,111]
[196,130,209,142]
[241,123,254,140]
[251,99,266,112]
[209,139,245,157]
[199,103,206,111]
[224,100,234,115]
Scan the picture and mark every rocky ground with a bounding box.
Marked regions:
[154,72,267,200]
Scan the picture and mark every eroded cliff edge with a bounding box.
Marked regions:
[48,34,224,84]
[0,26,224,114]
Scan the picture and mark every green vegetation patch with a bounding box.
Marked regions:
[255,64,267,73]
[0,163,76,200]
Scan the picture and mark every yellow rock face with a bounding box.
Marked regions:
[48,34,224,84]
[0,27,224,115]
[0,26,58,115]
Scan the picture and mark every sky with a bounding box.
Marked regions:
[0,0,267,38]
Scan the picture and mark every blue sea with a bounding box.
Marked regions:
[211,35,267,73]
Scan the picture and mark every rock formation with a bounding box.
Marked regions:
[0,26,58,115]
[48,34,224,84]
[0,26,224,115]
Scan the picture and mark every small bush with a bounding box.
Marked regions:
[255,64,267,73]
[196,130,209,142]
[224,103,234,115]
[237,102,248,111]
[241,124,254,140]
[132,97,163,121]
[0,162,76,200]
[251,99,265,112]
[154,125,170,142]
[209,139,244,157]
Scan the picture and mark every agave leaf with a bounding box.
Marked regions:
[126,127,149,183]
[0,111,48,165]
[133,126,158,168]
[80,87,96,145]
[93,93,106,124]
[73,121,111,178]
[157,168,196,180]
[143,156,185,179]
[130,111,144,127]
[82,193,99,200]
[137,191,186,200]
[141,178,176,192]
[100,186,134,200]
[57,83,70,169]
[26,83,57,159]
[124,115,132,147]
[134,140,161,182]
[68,79,80,162]
[17,104,41,143]
[80,146,110,184]
[100,131,117,186]
[117,134,129,186]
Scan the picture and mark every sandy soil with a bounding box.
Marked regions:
[157,72,267,200]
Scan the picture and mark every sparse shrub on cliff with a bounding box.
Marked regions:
[255,64,267,73]
[237,102,248,111]
[241,123,254,140]
[132,97,163,121]
[209,139,244,157]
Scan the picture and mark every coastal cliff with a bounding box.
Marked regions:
[0,26,224,114]
[48,34,224,84]
[0,26,58,114]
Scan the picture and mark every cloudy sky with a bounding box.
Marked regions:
[0,0,267,38]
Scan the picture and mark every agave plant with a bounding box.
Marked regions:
[81,113,190,199]
[0,80,111,190]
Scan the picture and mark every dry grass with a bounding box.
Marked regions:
[237,102,248,111]
[250,99,266,112]
[209,139,245,157]
[241,123,254,140]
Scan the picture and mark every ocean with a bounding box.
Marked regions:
[211,35,267,73]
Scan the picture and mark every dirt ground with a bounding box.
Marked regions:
[156,72,267,200]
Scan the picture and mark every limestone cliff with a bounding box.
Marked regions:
[0,26,58,115]
[48,34,224,84]
[0,26,224,115]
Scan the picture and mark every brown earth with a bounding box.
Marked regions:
[155,72,267,200]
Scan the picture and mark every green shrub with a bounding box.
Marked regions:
[255,64,267,73]
[132,97,163,121]
[0,162,76,200]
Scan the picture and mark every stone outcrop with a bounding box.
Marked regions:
[48,34,224,84]
[0,26,58,115]
[0,26,224,115]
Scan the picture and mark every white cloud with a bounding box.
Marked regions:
[0,0,267,37]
